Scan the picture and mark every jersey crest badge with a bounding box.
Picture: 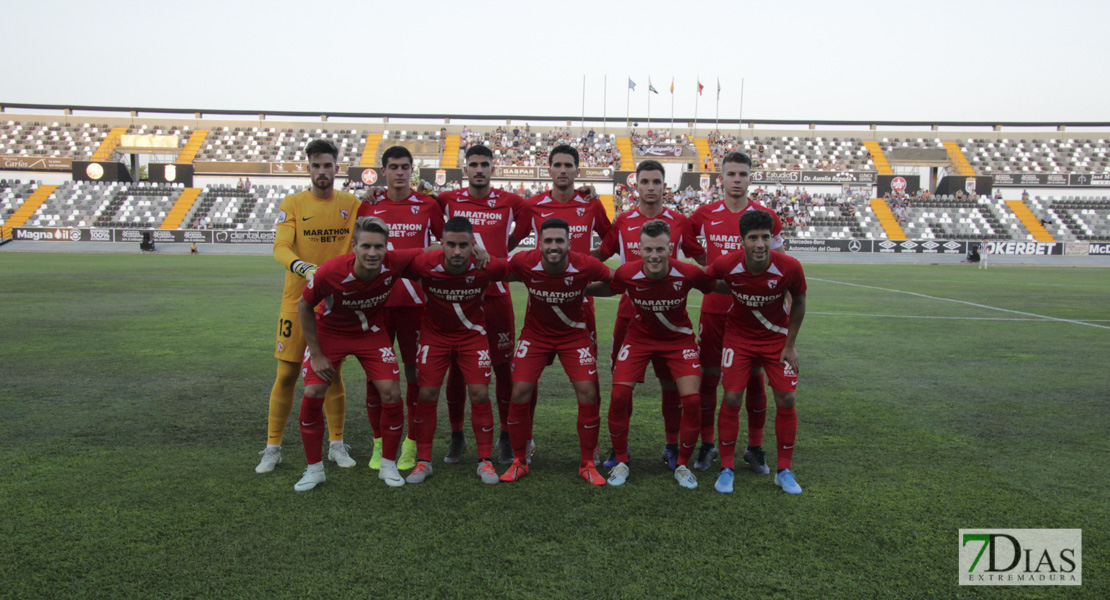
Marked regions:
[466,276,475,285]
[340,209,349,220]
[673,281,682,291]
[385,277,393,286]
[577,207,586,217]
[564,276,574,286]
[488,199,496,208]
[411,206,420,215]
[768,279,779,289]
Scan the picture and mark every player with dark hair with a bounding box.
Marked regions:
[689,151,784,474]
[257,139,373,475]
[588,219,715,489]
[368,145,445,472]
[508,145,611,461]
[402,216,506,485]
[500,218,612,485]
[294,216,422,490]
[707,209,807,495]
[433,145,525,465]
[593,160,706,471]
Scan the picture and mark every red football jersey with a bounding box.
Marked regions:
[436,187,523,298]
[508,249,611,340]
[608,258,716,342]
[512,191,611,254]
[404,251,510,341]
[706,249,807,347]
[369,191,445,307]
[302,249,424,335]
[690,199,783,315]
[597,206,707,320]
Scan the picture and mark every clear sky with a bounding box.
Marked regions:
[2,0,1104,123]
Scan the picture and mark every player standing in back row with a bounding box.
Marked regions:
[257,139,373,474]
[689,151,783,474]
[370,146,445,472]
[707,210,807,495]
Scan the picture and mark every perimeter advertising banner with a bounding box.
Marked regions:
[487,166,614,181]
[0,156,72,172]
[72,160,133,183]
[992,173,1110,187]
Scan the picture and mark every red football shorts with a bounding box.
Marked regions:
[483,294,516,366]
[612,334,699,384]
[301,330,400,386]
[611,315,674,381]
[384,306,423,364]
[511,332,599,383]
[720,332,797,393]
[416,330,493,387]
[698,311,728,369]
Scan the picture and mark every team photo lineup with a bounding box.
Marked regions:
[261,138,808,495]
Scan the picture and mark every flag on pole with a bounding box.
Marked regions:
[717,78,721,100]
[697,79,704,95]
[669,77,674,94]
[648,79,659,94]
[628,78,636,91]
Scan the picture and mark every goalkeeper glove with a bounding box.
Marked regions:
[290,260,317,281]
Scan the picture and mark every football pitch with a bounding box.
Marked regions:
[0,252,1106,599]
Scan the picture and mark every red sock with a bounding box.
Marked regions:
[528,386,538,420]
[365,386,382,440]
[577,402,600,464]
[415,400,438,462]
[494,363,512,433]
[699,373,720,444]
[608,385,633,463]
[661,388,681,445]
[776,405,797,471]
[445,365,466,434]
[299,395,326,464]
[718,403,741,469]
[508,402,531,459]
[381,402,404,461]
[677,394,701,466]
[404,382,419,440]
[471,401,494,460]
[747,371,767,447]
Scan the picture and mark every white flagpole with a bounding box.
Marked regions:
[603,75,607,136]
[739,78,745,139]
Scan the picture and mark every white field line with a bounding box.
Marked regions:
[808,278,1110,331]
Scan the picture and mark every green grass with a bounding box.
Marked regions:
[0,253,1107,599]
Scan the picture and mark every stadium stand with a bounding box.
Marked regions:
[706,133,875,171]
[1028,196,1110,241]
[185,184,289,230]
[1,180,38,225]
[0,122,109,158]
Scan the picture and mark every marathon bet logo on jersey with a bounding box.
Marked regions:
[959,529,1080,586]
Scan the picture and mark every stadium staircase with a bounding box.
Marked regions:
[91,127,128,161]
[4,185,57,228]
[617,138,635,171]
[440,135,461,168]
[600,194,615,220]
[870,198,906,240]
[863,141,892,175]
[176,130,208,164]
[693,138,714,171]
[943,142,976,176]
[1006,200,1055,241]
[160,188,203,229]
[359,133,383,168]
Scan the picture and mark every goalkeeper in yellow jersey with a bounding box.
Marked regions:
[256,139,374,473]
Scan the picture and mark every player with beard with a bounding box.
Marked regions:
[587,219,715,489]
[689,151,783,474]
[592,160,706,471]
[508,145,611,462]
[500,218,611,485]
[402,217,507,485]
[256,139,373,475]
[707,210,806,495]
[433,145,524,465]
